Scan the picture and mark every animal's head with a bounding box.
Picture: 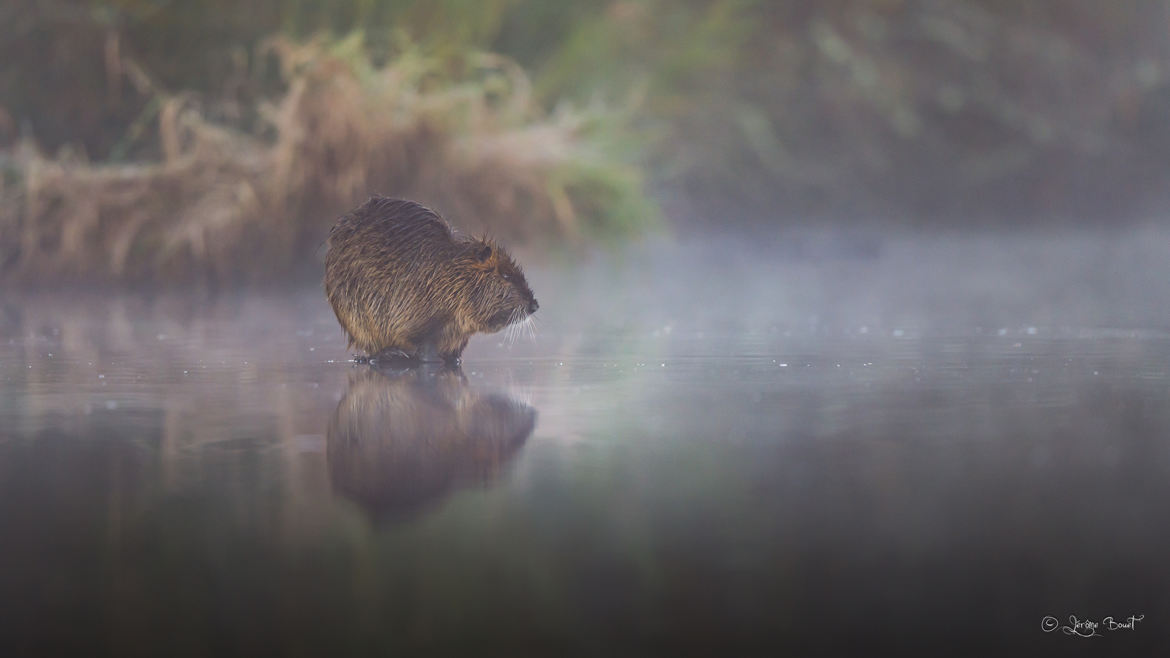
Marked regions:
[458,238,538,333]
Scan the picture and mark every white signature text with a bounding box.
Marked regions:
[1041,614,1144,637]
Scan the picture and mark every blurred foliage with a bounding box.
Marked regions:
[4,0,1170,241]
[0,28,655,287]
[520,0,1170,224]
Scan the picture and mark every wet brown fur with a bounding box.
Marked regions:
[324,197,537,362]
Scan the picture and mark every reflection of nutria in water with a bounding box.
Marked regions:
[326,366,536,522]
[324,197,538,364]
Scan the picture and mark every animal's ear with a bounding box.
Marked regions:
[475,244,492,262]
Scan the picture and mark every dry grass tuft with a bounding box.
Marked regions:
[0,34,654,288]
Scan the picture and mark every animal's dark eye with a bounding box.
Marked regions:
[501,273,511,282]
[476,245,492,262]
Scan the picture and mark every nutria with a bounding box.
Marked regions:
[327,367,535,522]
[324,197,538,363]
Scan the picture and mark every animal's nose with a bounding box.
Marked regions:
[528,298,539,314]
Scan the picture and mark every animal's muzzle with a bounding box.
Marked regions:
[528,298,539,314]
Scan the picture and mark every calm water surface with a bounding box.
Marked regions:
[2,234,1169,656]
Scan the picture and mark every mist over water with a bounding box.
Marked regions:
[2,227,1169,654]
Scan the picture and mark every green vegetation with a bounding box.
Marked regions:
[0,20,655,286]
[2,1,1170,284]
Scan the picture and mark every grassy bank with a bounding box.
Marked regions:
[0,32,656,288]
[4,0,1170,290]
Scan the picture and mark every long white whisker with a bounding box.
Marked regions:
[506,307,520,347]
[522,314,536,344]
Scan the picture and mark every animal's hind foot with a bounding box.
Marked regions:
[368,348,414,366]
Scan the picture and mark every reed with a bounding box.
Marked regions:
[0,33,656,288]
